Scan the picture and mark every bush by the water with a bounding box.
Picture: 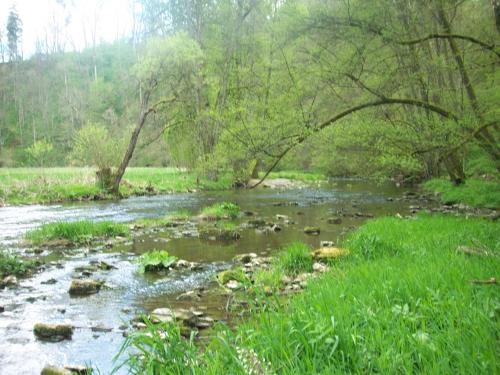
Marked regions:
[115,214,500,374]
[137,250,177,273]
[25,220,129,244]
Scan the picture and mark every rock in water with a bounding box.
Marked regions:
[304,226,321,235]
[68,279,103,296]
[34,323,74,342]
[327,217,342,224]
[1,275,18,288]
[312,247,349,261]
[41,365,89,375]
[41,366,72,375]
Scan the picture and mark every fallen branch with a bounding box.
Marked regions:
[470,277,497,285]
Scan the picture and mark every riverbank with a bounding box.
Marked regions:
[0,167,325,206]
[424,178,500,209]
[119,214,499,374]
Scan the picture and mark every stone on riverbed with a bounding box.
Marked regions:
[34,323,74,342]
[68,279,104,296]
[304,226,321,235]
[312,247,349,261]
[41,365,89,375]
[41,366,72,375]
[327,217,342,224]
[1,275,18,288]
[233,253,258,264]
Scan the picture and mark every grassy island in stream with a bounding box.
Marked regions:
[25,221,129,245]
[116,214,499,374]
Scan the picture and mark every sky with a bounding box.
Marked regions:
[0,0,137,56]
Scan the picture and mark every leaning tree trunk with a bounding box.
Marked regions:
[111,93,152,195]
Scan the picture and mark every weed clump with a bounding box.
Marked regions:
[201,202,240,220]
[25,220,129,244]
[137,250,177,273]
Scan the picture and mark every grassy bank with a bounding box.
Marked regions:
[0,167,234,205]
[424,178,500,209]
[117,215,499,374]
[25,221,129,245]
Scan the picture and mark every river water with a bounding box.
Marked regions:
[0,180,415,374]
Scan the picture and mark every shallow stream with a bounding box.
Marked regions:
[0,180,418,374]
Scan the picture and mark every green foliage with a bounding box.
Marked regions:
[0,252,36,278]
[137,250,177,273]
[424,179,500,209]
[201,202,240,220]
[69,123,123,171]
[113,318,199,374]
[275,242,313,275]
[25,220,129,244]
[25,140,53,167]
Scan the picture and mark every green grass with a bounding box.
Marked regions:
[263,170,326,182]
[0,167,325,206]
[201,202,240,220]
[115,214,500,374]
[0,252,36,278]
[275,242,313,275]
[25,220,129,245]
[424,178,500,209]
[0,167,233,205]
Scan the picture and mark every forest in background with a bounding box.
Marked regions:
[0,0,499,189]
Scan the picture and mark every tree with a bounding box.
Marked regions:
[110,34,204,194]
[25,139,53,167]
[6,6,22,61]
[69,123,124,188]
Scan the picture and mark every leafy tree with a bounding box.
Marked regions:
[69,123,124,188]
[25,139,53,167]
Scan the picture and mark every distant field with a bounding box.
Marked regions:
[0,167,233,205]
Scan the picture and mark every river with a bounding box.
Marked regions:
[0,180,417,374]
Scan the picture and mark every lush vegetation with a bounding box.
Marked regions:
[0,252,36,278]
[1,1,498,194]
[137,250,178,273]
[25,220,129,245]
[116,215,499,374]
[201,202,240,220]
[424,178,500,209]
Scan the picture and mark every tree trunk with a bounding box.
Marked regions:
[493,0,500,34]
[111,95,151,195]
[437,5,500,169]
[443,152,465,185]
